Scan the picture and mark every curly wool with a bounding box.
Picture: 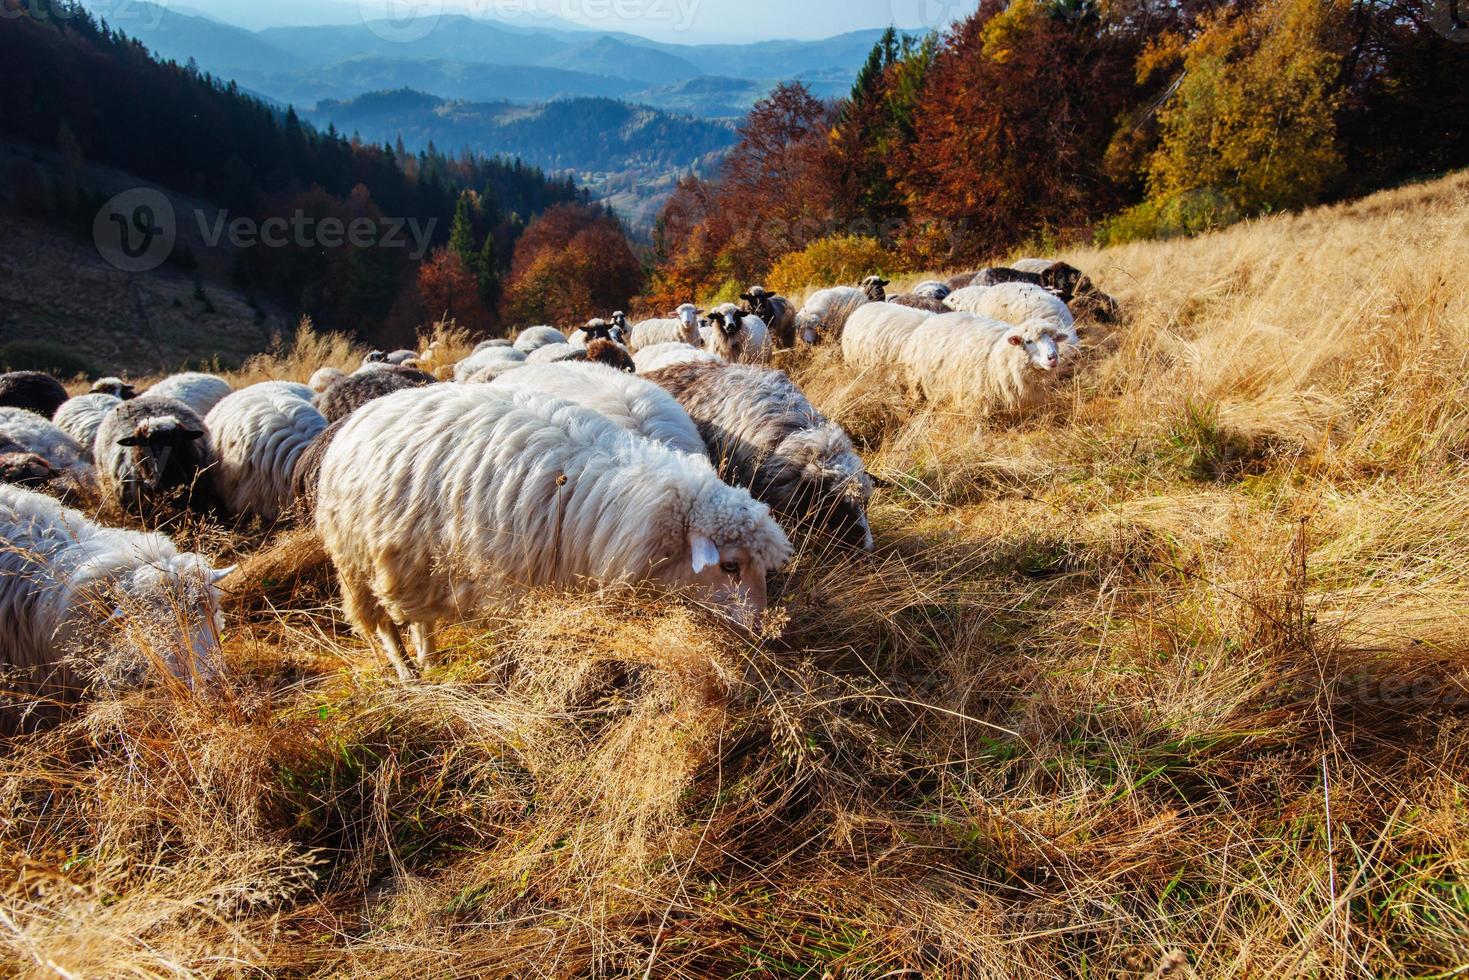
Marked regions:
[145,373,234,418]
[490,361,706,455]
[317,366,437,423]
[316,385,791,654]
[93,396,213,513]
[0,484,228,733]
[841,302,936,373]
[205,383,328,523]
[644,361,875,550]
[53,393,123,455]
[946,282,1078,346]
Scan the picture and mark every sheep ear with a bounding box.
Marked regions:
[116,435,143,447]
[182,428,205,440]
[209,565,238,585]
[690,535,719,574]
[1007,335,1025,346]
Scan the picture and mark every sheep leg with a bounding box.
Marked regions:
[374,623,416,682]
[409,622,436,670]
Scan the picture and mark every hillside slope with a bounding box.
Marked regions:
[2,172,1468,976]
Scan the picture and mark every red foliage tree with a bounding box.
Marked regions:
[417,247,494,334]
[500,203,643,327]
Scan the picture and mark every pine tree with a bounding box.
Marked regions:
[476,232,500,314]
[448,193,476,266]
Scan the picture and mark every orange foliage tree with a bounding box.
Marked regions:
[499,203,643,328]
[417,247,494,335]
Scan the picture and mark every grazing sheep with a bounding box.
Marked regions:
[490,361,706,455]
[629,304,701,351]
[53,393,123,453]
[793,286,871,345]
[911,280,952,301]
[841,302,937,372]
[90,377,138,400]
[886,293,950,314]
[316,386,793,678]
[740,286,797,348]
[554,338,637,374]
[465,360,530,384]
[455,345,528,383]
[384,350,419,366]
[0,484,233,732]
[317,366,437,424]
[946,282,1079,347]
[705,305,772,364]
[254,380,316,403]
[309,366,347,394]
[514,326,569,354]
[946,271,978,291]
[473,339,514,353]
[526,342,576,365]
[205,383,328,524]
[859,275,890,301]
[965,266,1069,301]
[93,396,213,514]
[0,407,93,481]
[289,417,347,518]
[898,313,1072,412]
[0,372,69,418]
[145,373,233,418]
[645,361,875,550]
[633,343,720,374]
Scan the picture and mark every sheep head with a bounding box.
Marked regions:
[1004,321,1065,372]
[116,415,205,490]
[860,275,890,301]
[91,377,137,400]
[0,451,59,488]
[681,485,793,630]
[772,424,875,551]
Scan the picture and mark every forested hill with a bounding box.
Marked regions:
[1,1,598,354]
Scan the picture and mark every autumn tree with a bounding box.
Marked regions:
[500,203,642,327]
[418,247,494,334]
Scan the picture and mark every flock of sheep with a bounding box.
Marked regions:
[0,258,1114,728]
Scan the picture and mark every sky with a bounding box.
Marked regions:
[162,0,971,42]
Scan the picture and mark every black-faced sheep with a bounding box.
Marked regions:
[0,372,69,418]
[90,377,138,400]
[553,338,637,374]
[705,306,772,364]
[93,396,214,514]
[740,286,797,348]
[645,360,876,551]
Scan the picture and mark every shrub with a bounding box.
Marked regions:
[0,341,98,379]
[1095,188,1242,246]
[767,234,894,295]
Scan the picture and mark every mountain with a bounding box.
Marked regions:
[257,14,571,67]
[83,0,305,73]
[309,89,734,173]
[633,76,771,119]
[538,36,701,86]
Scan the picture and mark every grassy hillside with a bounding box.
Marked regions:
[3,172,1468,975]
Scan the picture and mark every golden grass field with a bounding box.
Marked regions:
[3,170,1469,977]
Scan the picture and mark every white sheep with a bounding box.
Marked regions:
[794,287,871,345]
[455,345,528,383]
[1008,258,1053,274]
[472,339,514,353]
[629,304,701,351]
[513,326,569,353]
[633,343,721,374]
[145,373,233,418]
[0,407,94,481]
[944,282,1078,346]
[316,385,792,678]
[53,393,123,455]
[465,360,529,384]
[205,383,328,524]
[0,484,233,732]
[898,313,1072,412]
[489,361,706,456]
[705,304,772,364]
[255,380,317,403]
[309,366,347,394]
[840,302,936,372]
[525,342,576,365]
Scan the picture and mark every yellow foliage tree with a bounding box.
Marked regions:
[1147,0,1347,216]
[766,235,895,295]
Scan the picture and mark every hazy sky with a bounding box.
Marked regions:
[161,0,972,41]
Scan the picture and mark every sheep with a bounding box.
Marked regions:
[490,361,706,456]
[93,396,213,514]
[255,380,317,403]
[473,339,514,353]
[465,360,530,384]
[1006,261,1120,321]
[315,386,793,678]
[54,393,123,453]
[455,345,528,383]
[205,383,328,524]
[898,313,1072,412]
[90,377,137,400]
[945,282,1079,348]
[0,451,62,490]
[633,343,720,374]
[317,366,437,424]
[0,484,233,732]
[384,350,419,366]
[644,360,875,551]
[793,286,871,345]
[629,304,701,351]
[609,311,630,344]
[0,407,93,481]
[886,293,950,314]
[1009,258,1053,274]
[309,366,347,394]
[553,338,637,374]
[740,286,797,348]
[526,342,576,365]
[145,372,233,418]
[289,417,347,518]
[705,305,772,364]
[0,372,69,418]
[513,326,569,354]
[946,271,978,291]
[568,318,619,349]
[859,275,890,301]
[840,302,937,372]
[910,280,952,301]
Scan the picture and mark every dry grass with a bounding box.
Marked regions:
[6,173,1469,977]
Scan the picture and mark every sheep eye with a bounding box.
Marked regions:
[719,560,740,576]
